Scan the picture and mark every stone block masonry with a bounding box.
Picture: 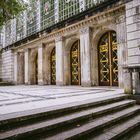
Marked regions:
[1,50,14,82]
[126,0,140,66]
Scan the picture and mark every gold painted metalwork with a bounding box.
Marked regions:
[71,40,81,85]
[98,31,118,86]
[51,48,56,85]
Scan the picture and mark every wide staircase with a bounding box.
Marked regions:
[0,94,140,140]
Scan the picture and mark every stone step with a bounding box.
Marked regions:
[121,126,140,140]
[0,94,128,127]
[0,82,14,86]
[90,113,140,140]
[45,106,140,140]
[0,100,136,139]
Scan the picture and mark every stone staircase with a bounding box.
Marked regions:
[0,94,140,140]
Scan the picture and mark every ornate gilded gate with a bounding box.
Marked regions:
[70,40,81,85]
[98,31,118,86]
[51,48,56,85]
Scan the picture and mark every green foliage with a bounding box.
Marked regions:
[0,0,26,26]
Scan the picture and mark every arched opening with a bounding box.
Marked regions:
[50,47,56,85]
[98,31,118,86]
[70,40,81,85]
[30,49,38,85]
[18,52,24,84]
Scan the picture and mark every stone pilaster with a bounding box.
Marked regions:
[79,27,92,86]
[116,15,127,88]
[38,44,45,85]
[14,52,18,84]
[133,69,140,94]
[55,36,64,86]
[123,68,133,94]
[24,49,30,84]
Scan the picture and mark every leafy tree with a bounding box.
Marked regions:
[0,0,26,26]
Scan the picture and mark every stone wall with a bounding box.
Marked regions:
[126,0,140,66]
[0,53,2,81]
[1,50,14,82]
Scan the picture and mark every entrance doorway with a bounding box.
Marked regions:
[51,48,56,85]
[70,40,81,85]
[98,31,118,86]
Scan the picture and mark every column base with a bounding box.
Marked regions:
[38,81,44,85]
[81,81,92,87]
[56,81,64,86]
[123,69,133,94]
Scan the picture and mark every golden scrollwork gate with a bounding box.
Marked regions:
[70,40,81,85]
[98,31,118,86]
[51,48,56,85]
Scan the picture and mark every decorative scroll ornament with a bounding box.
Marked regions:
[44,2,50,15]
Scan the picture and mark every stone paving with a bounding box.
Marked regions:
[0,85,123,116]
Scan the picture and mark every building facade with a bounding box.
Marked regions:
[0,0,140,93]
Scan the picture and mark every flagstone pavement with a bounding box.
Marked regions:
[0,85,124,116]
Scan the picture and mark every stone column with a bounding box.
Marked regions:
[123,68,133,94]
[80,27,92,86]
[55,37,64,86]
[38,44,45,85]
[133,69,140,94]
[116,15,127,88]
[14,52,18,84]
[24,49,30,84]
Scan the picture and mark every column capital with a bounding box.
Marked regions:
[79,27,91,35]
[37,43,45,48]
[55,36,64,43]
[24,48,30,52]
[115,15,126,24]
[14,52,18,55]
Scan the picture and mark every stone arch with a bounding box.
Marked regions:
[91,26,117,86]
[64,36,80,85]
[44,44,55,85]
[17,52,24,84]
[29,48,38,85]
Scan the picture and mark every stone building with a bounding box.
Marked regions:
[0,0,140,93]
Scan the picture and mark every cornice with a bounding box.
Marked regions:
[13,4,125,51]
